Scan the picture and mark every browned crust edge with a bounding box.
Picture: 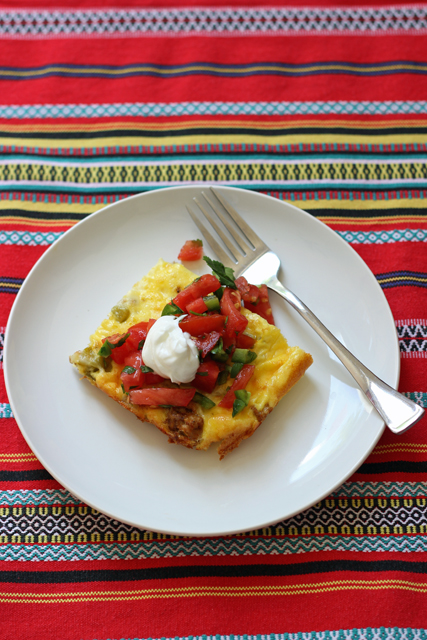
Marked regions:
[216,350,314,459]
[74,348,313,459]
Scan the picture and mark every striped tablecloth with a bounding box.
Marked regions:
[1,2,427,638]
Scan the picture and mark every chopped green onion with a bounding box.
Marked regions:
[162,302,184,316]
[138,339,145,350]
[140,365,154,373]
[203,295,220,311]
[188,310,206,316]
[121,366,136,375]
[230,362,244,378]
[120,383,128,395]
[193,392,216,410]
[98,333,130,357]
[196,371,209,376]
[231,348,257,364]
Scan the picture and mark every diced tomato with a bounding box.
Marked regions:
[220,288,248,333]
[235,276,261,304]
[178,239,204,261]
[121,368,144,392]
[124,351,142,369]
[147,318,157,332]
[120,351,144,391]
[129,387,196,407]
[236,332,256,349]
[192,331,222,358]
[220,287,248,349]
[126,321,149,351]
[218,364,255,409]
[186,297,208,315]
[192,360,220,394]
[103,319,157,364]
[103,333,133,364]
[173,274,220,312]
[145,372,167,385]
[179,313,225,337]
[244,284,275,325]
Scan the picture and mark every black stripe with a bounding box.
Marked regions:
[2,126,427,140]
[0,209,86,221]
[0,469,53,481]
[1,559,427,584]
[357,461,427,474]
[305,207,427,218]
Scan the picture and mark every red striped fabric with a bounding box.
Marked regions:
[1,2,427,639]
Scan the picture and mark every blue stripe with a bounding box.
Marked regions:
[1,101,427,119]
[0,403,13,418]
[0,535,426,562]
[338,229,427,244]
[0,231,62,246]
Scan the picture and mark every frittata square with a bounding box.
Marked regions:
[70,259,313,458]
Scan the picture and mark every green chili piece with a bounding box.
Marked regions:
[230,362,244,378]
[216,369,229,386]
[193,392,216,410]
[232,389,251,417]
[231,348,257,364]
[210,338,228,362]
[203,294,220,311]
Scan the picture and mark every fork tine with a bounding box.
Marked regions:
[201,190,251,256]
[186,204,236,268]
[210,187,267,250]
[193,196,243,262]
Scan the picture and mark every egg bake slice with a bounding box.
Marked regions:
[69,259,313,459]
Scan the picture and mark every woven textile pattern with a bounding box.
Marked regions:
[0,1,427,639]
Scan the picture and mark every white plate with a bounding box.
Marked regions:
[4,186,398,536]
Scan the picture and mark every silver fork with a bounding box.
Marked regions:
[187,187,424,434]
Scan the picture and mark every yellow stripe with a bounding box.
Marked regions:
[0,282,21,289]
[379,276,427,284]
[0,453,38,462]
[293,198,427,211]
[2,118,427,133]
[0,200,99,214]
[317,216,427,226]
[3,133,427,149]
[372,444,427,454]
[0,216,79,228]
[2,63,427,79]
[1,579,427,603]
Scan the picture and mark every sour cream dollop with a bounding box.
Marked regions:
[142,315,199,384]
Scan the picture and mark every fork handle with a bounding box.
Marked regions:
[266,275,424,434]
